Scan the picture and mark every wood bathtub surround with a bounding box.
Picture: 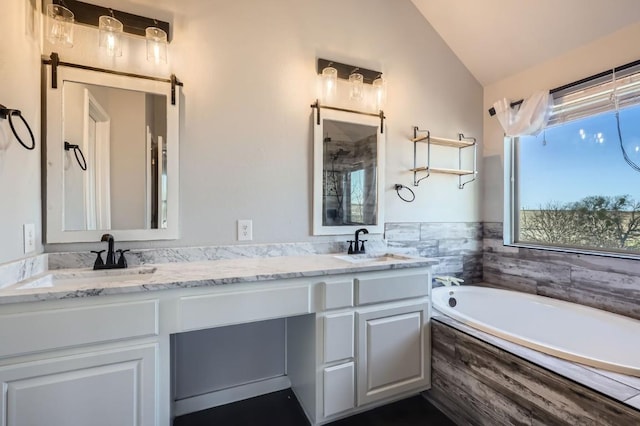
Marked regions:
[427,321,640,426]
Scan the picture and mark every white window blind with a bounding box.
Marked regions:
[548,64,640,126]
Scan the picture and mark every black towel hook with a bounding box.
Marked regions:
[64,141,87,171]
[0,105,35,150]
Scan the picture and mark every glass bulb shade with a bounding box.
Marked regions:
[46,5,74,47]
[349,72,364,101]
[146,27,168,64]
[372,77,387,110]
[99,15,123,57]
[321,66,338,102]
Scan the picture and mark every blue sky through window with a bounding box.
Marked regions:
[518,105,640,209]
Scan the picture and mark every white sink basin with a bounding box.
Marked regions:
[333,254,413,264]
[13,266,157,290]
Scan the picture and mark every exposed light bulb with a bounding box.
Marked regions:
[146,27,168,64]
[99,15,123,57]
[372,76,387,110]
[349,72,364,101]
[321,66,337,103]
[46,5,74,47]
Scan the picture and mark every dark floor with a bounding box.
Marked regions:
[173,389,456,426]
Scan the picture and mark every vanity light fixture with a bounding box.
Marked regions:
[49,0,171,61]
[146,27,168,64]
[316,58,384,109]
[99,14,123,57]
[46,4,74,47]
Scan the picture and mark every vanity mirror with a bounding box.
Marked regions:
[44,61,180,243]
[313,108,385,235]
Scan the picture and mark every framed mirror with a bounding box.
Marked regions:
[313,108,385,235]
[44,64,180,243]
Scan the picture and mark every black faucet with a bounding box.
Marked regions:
[102,233,116,265]
[92,234,128,270]
[348,228,369,254]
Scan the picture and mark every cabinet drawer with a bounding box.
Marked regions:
[324,313,354,363]
[179,285,310,331]
[324,280,353,310]
[355,272,428,305]
[0,300,158,358]
[323,362,355,418]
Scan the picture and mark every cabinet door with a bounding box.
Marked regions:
[323,362,355,418]
[0,344,157,426]
[356,301,429,406]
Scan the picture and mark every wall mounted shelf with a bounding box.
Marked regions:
[409,127,477,189]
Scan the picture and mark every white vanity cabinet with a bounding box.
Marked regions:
[291,267,432,425]
[0,256,433,426]
[0,297,160,426]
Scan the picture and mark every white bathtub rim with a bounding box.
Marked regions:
[432,285,640,378]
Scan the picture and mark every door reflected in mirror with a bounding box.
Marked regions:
[313,109,385,235]
[63,82,168,231]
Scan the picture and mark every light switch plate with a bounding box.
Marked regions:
[238,220,253,241]
[23,223,36,253]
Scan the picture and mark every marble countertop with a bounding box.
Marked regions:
[0,253,436,305]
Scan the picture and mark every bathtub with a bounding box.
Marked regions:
[431,285,640,377]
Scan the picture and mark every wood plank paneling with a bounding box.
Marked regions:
[428,321,640,426]
[481,222,640,320]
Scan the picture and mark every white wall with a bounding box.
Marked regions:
[40,0,482,253]
[0,0,42,264]
[109,89,147,230]
[483,22,640,222]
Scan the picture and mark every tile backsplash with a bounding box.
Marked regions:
[0,254,47,289]
[385,222,483,284]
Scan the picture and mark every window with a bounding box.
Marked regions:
[507,65,640,256]
[349,169,365,223]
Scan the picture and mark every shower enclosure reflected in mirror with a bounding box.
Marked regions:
[44,64,180,243]
[313,109,385,235]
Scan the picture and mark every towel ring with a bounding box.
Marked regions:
[0,105,36,151]
[394,184,416,203]
[64,141,87,171]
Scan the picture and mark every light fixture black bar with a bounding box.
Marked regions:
[171,74,178,105]
[52,0,171,41]
[310,100,385,134]
[317,58,381,84]
[50,52,59,89]
[487,57,640,116]
[43,53,184,104]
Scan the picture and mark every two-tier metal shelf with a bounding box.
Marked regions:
[409,127,477,189]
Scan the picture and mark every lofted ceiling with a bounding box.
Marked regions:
[411,0,640,86]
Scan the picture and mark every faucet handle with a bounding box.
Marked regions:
[359,240,367,253]
[347,240,355,254]
[116,249,130,268]
[91,250,105,269]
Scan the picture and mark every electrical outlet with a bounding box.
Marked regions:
[23,223,36,253]
[237,219,253,241]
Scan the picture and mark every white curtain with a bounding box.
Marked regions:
[493,91,552,136]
